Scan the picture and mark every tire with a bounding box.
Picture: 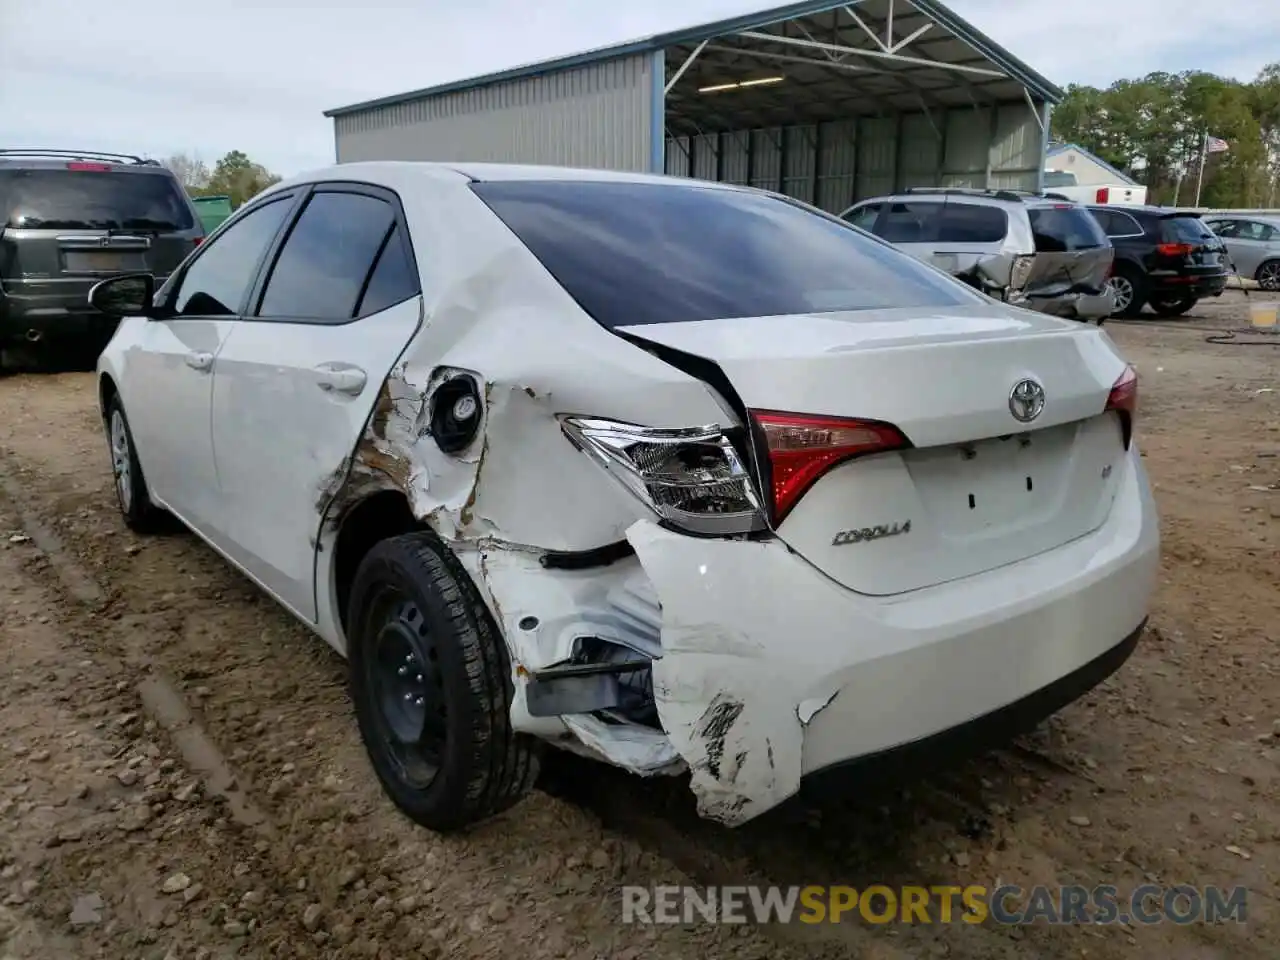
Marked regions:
[1108,266,1146,319]
[1149,296,1197,318]
[1257,259,1280,292]
[105,395,162,532]
[346,532,540,831]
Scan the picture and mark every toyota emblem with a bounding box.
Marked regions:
[1008,378,1046,423]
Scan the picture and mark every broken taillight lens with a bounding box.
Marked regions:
[752,411,909,523]
[559,417,765,535]
[1105,365,1138,449]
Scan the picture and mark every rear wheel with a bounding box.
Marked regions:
[346,532,540,832]
[1108,267,1146,319]
[1148,296,1197,318]
[1257,259,1280,292]
[105,395,162,532]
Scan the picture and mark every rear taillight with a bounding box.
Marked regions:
[1156,242,1195,257]
[66,162,112,171]
[1096,187,1110,203]
[559,417,765,535]
[1105,365,1138,449]
[752,411,909,523]
[193,236,204,247]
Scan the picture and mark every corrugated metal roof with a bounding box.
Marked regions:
[324,0,1063,118]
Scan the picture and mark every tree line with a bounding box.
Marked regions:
[163,151,281,209]
[1050,63,1280,209]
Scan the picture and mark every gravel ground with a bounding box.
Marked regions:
[0,290,1276,959]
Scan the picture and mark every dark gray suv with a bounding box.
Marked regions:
[0,149,204,369]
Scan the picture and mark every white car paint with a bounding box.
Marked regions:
[97,161,1159,826]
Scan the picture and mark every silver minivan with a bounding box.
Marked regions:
[842,188,1116,323]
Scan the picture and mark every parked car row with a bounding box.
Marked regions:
[839,188,1275,321]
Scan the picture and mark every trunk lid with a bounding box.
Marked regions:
[1157,214,1227,276]
[621,305,1130,595]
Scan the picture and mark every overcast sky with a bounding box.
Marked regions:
[1,0,1276,177]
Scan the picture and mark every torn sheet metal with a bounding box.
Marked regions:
[625,519,843,826]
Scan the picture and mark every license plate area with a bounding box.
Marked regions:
[904,426,1077,536]
[61,250,145,273]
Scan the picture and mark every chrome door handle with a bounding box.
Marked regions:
[313,363,367,396]
[185,351,213,372]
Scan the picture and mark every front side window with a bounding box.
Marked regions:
[171,196,292,317]
[257,191,398,321]
[877,201,942,243]
[472,180,980,328]
[843,203,881,231]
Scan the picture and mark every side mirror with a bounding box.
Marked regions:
[88,273,156,318]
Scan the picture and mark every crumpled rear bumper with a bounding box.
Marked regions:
[623,444,1158,825]
[1022,289,1116,322]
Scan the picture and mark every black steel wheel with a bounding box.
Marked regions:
[346,532,540,831]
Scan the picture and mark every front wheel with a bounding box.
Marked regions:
[1149,296,1197,318]
[105,395,162,532]
[346,532,540,832]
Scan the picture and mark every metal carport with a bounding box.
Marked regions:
[325,0,1063,213]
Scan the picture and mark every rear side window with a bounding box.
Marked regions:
[472,180,980,327]
[1027,206,1109,252]
[355,224,418,317]
[1159,216,1216,244]
[877,201,941,243]
[1043,171,1078,187]
[257,191,403,321]
[935,203,1007,243]
[0,169,194,231]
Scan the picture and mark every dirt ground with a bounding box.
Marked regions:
[0,291,1276,960]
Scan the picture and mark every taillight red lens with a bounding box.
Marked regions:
[1156,242,1195,257]
[1096,187,1110,203]
[193,236,204,246]
[1105,365,1138,448]
[751,410,908,523]
[66,162,112,171]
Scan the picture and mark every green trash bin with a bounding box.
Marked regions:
[192,195,233,235]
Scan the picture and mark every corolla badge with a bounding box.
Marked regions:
[832,520,911,547]
[1008,378,1046,423]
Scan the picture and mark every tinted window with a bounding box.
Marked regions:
[1205,219,1234,237]
[0,169,194,231]
[258,191,396,321]
[844,203,881,231]
[877,201,940,243]
[1027,206,1108,252]
[935,202,1007,243]
[472,181,979,327]
[1159,216,1216,244]
[356,224,419,316]
[1232,220,1277,242]
[172,197,292,316]
[1043,171,1078,187]
[1089,208,1142,238]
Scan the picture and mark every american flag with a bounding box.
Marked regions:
[1206,135,1230,154]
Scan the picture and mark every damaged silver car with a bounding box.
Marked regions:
[92,163,1159,830]
[842,188,1117,323]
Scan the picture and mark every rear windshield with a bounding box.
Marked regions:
[1043,171,1079,187]
[1160,215,1216,243]
[0,168,194,231]
[1027,205,1109,252]
[471,180,980,327]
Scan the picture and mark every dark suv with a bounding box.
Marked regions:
[1086,205,1228,318]
[1,149,203,368]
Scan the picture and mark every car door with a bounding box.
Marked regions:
[1230,221,1275,278]
[123,192,297,536]
[207,183,423,622]
[1207,219,1248,273]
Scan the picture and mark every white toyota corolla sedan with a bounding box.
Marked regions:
[90,162,1159,830]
